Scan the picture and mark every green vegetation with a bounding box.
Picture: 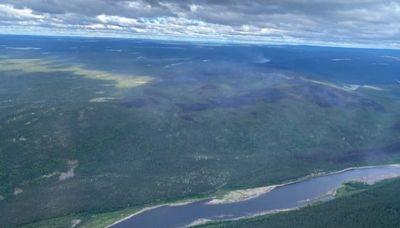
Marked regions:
[2,55,400,227]
[197,178,400,228]
[334,181,370,198]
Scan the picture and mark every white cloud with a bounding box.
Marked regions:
[0,4,46,20]
[97,14,139,26]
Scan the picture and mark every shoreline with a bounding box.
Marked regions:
[107,163,400,227]
[187,207,302,227]
[105,198,208,228]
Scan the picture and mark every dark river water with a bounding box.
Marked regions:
[111,165,400,228]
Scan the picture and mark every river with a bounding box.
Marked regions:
[110,164,400,228]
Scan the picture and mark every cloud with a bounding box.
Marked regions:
[0,0,399,48]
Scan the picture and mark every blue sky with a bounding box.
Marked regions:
[0,0,399,48]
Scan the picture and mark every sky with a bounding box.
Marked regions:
[0,0,399,48]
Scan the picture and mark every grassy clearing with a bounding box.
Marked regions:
[0,57,153,88]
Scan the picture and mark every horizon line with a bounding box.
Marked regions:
[0,32,399,51]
